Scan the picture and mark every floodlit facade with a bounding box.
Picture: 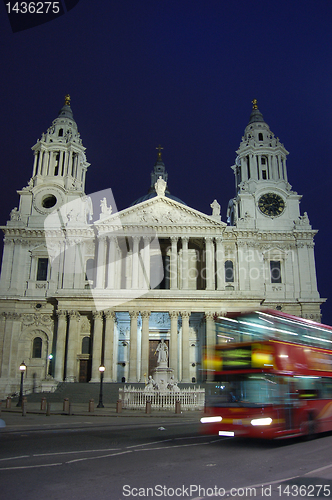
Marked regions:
[0,97,324,397]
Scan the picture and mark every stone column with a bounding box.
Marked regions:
[0,313,5,377]
[140,311,151,382]
[59,150,65,176]
[205,237,215,290]
[95,235,107,289]
[215,237,224,290]
[128,311,139,382]
[104,311,116,382]
[65,311,80,382]
[169,311,178,380]
[132,236,140,289]
[37,150,43,175]
[180,311,190,382]
[170,237,178,290]
[1,313,21,379]
[142,236,150,289]
[0,240,14,290]
[181,237,189,289]
[91,311,104,382]
[205,311,216,381]
[32,151,38,177]
[54,310,67,382]
[205,311,216,348]
[107,236,117,289]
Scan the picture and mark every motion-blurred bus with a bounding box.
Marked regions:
[201,310,332,439]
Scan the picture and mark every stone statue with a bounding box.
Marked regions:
[155,339,168,364]
[10,207,21,221]
[99,197,112,219]
[83,196,93,223]
[154,176,167,197]
[145,375,156,391]
[210,199,221,217]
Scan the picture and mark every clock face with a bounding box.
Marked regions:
[258,193,285,217]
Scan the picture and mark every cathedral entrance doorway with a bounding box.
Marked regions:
[79,358,91,383]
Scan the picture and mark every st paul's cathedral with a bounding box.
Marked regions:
[0,97,324,397]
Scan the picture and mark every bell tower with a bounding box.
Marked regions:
[227,100,302,230]
[0,96,90,297]
[15,95,90,229]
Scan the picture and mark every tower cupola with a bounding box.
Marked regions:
[233,99,289,193]
[30,95,90,193]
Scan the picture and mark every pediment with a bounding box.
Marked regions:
[96,196,226,228]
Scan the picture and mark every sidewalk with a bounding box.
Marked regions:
[0,401,202,433]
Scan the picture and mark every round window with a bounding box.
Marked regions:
[42,195,57,209]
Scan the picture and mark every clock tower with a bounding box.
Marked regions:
[227,99,302,230]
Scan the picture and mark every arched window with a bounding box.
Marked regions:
[58,129,63,137]
[82,336,91,354]
[32,337,42,358]
[225,260,234,282]
[258,133,263,141]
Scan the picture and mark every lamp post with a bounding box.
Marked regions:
[16,361,26,407]
[97,364,105,408]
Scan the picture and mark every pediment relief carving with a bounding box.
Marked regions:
[100,198,226,228]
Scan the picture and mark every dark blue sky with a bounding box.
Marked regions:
[1,1,331,323]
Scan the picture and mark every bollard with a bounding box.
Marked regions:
[89,399,94,412]
[68,402,72,415]
[63,398,69,413]
[46,402,51,416]
[41,397,47,411]
[22,396,27,417]
[145,400,151,414]
[175,400,181,414]
[6,396,11,409]
[116,399,122,413]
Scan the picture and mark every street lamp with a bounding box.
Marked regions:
[16,361,26,407]
[97,364,105,408]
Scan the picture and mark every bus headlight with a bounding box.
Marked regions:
[250,417,272,426]
[200,416,222,423]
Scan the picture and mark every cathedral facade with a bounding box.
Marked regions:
[0,97,324,397]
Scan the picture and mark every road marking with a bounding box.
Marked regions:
[33,448,121,457]
[126,439,173,449]
[0,455,30,462]
[0,462,62,471]
[66,450,133,464]
[134,441,212,451]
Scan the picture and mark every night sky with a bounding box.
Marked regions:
[1,1,331,323]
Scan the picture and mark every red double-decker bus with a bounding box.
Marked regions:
[201,310,332,439]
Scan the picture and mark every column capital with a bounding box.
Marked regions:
[171,236,178,243]
[129,310,139,319]
[215,236,223,244]
[182,236,189,244]
[56,310,67,318]
[92,310,104,320]
[180,311,190,319]
[169,311,179,320]
[68,310,80,321]
[205,311,216,321]
[104,310,116,320]
[140,310,151,320]
[205,236,214,244]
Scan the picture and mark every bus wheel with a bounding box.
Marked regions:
[306,415,316,440]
